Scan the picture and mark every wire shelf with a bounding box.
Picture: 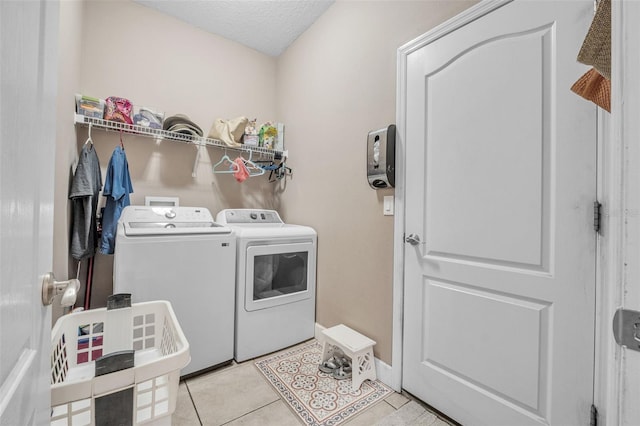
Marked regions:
[74,114,287,159]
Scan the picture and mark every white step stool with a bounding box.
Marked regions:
[321,324,376,390]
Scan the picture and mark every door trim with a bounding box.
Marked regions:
[595,1,640,423]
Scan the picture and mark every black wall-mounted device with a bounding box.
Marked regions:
[367,124,396,189]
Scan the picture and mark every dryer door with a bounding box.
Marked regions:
[245,241,316,311]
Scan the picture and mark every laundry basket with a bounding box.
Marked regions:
[50,296,190,426]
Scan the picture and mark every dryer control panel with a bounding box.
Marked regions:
[217,209,283,224]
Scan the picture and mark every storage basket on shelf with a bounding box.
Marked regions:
[50,296,190,426]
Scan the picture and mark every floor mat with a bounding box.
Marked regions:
[255,341,393,426]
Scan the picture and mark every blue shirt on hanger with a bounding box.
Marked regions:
[100,146,133,255]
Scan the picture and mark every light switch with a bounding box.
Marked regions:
[383,196,394,216]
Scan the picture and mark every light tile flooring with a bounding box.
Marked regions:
[172,340,456,426]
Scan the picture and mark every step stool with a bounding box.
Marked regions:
[321,324,376,390]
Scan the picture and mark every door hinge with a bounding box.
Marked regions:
[590,404,598,426]
[613,308,640,351]
[593,201,602,234]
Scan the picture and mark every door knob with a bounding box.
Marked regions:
[42,272,80,307]
[405,233,422,246]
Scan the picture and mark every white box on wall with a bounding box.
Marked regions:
[275,123,285,152]
[144,196,179,207]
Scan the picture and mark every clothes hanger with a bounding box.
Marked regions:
[241,150,265,177]
[83,122,93,147]
[212,150,239,174]
[245,151,266,176]
[119,129,125,150]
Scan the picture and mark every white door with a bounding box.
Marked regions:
[402,1,597,425]
[0,1,59,424]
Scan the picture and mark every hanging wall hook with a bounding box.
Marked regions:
[84,122,94,146]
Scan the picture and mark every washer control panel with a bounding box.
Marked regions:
[217,209,283,224]
[120,206,232,236]
[127,206,214,222]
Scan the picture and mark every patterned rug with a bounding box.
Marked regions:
[255,341,392,426]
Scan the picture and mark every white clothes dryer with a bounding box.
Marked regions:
[216,209,317,362]
[114,206,236,376]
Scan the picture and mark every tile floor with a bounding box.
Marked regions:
[172,340,456,426]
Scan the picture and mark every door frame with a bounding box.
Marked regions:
[391,0,631,422]
[595,0,640,423]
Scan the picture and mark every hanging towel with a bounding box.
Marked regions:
[571,68,611,112]
[233,157,249,183]
[572,0,611,111]
[100,146,133,255]
[577,0,610,80]
[69,144,102,260]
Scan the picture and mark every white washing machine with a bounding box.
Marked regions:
[216,209,317,362]
[114,206,236,376]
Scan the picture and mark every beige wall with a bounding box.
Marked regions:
[52,0,476,364]
[53,0,85,319]
[79,0,278,211]
[53,0,279,310]
[276,0,475,364]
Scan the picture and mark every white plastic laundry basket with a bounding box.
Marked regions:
[50,300,190,426]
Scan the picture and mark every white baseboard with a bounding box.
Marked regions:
[314,322,326,341]
[314,323,397,391]
[374,358,396,390]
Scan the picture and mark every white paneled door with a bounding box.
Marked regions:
[0,1,59,424]
[402,1,597,425]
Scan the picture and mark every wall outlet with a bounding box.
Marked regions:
[383,196,394,216]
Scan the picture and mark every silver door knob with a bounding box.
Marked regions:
[42,272,80,307]
[405,234,421,246]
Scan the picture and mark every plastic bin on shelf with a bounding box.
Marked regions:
[50,297,190,426]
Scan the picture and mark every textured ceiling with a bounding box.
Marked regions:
[134,0,335,57]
